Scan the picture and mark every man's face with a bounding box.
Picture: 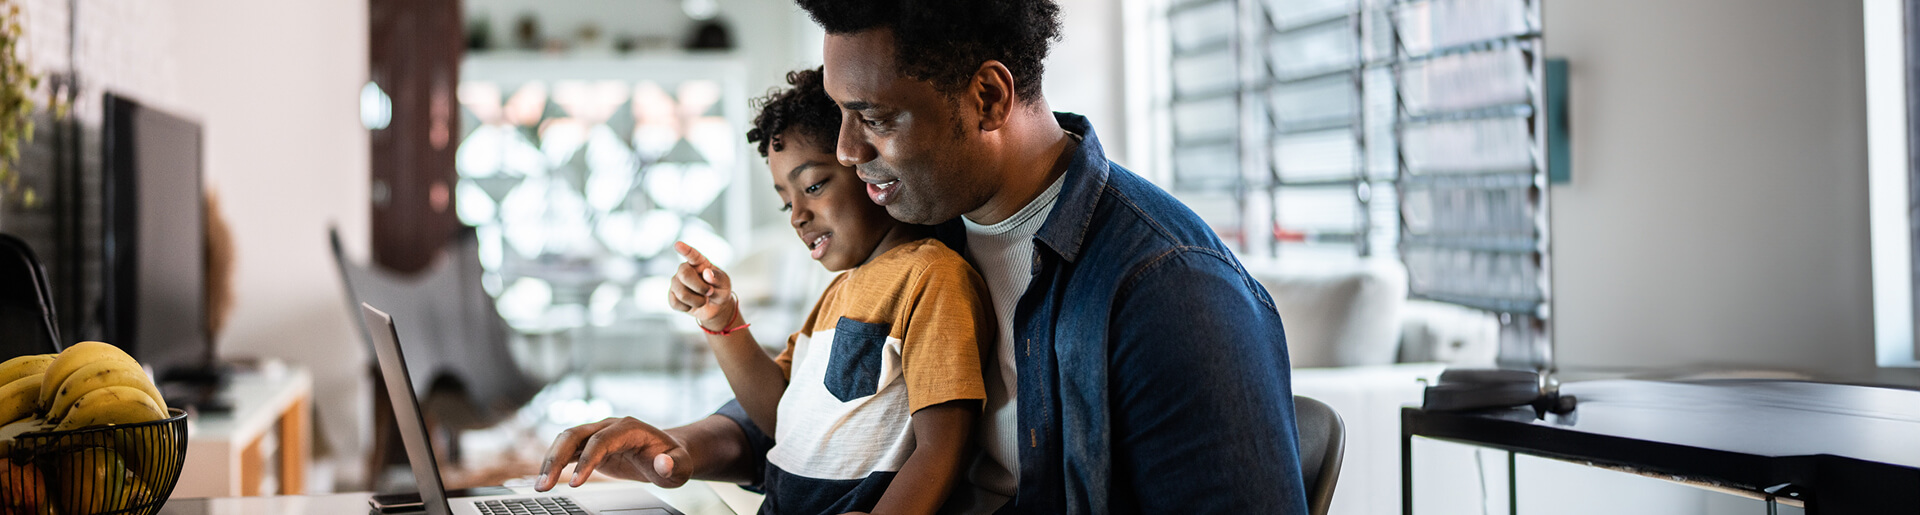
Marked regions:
[822,29,995,225]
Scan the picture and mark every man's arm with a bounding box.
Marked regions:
[537,400,772,490]
[1107,250,1309,514]
[669,411,763,484]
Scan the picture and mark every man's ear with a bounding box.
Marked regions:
[972,60,1017,132]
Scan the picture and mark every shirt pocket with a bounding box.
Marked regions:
[825,316,890,402]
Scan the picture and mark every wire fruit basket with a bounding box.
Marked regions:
[3,408,189,515]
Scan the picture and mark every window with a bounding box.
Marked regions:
[1141,0,1554,368]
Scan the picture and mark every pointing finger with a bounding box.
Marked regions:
[674,241,710,268]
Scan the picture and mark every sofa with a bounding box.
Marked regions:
[1246,258,1500,515]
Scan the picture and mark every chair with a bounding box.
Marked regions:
[1296,395,1346,515]
[0,233,62,359]
[330,227,544,484]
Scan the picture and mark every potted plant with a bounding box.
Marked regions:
[0,0,55,212]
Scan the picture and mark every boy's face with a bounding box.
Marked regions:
[770,134,903,272]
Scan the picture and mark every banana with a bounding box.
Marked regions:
[40,342,141,411]
[0,354,55,388]
[52,386,164,432]
[47,360,167,423]
[0,374,46,426]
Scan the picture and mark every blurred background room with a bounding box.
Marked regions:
[0,0,1913,513]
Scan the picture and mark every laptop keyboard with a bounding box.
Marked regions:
[474,497,588,515]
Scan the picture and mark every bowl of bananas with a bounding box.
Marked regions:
[0,342,188,515]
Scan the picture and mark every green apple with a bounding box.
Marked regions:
[50,447,132,515]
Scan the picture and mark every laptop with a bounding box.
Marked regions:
[360,302,683,515]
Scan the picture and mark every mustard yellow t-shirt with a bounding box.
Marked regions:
[759,237,992,514]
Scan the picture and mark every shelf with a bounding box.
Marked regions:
[1409,292,1544,316]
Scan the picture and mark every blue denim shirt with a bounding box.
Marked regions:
[722,113,1307,514]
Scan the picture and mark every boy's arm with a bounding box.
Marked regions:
[671,241,789,433]
[857,400,977,515]
[703,323,787,434]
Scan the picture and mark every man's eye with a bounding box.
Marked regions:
[863,117,885,129]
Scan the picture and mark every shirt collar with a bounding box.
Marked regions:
[1033,112,1109,264]
[933,112,1111,263]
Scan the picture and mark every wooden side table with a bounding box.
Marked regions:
[172,364,313,498]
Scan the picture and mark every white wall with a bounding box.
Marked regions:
[19,0,371,490]
[1045,0,1129,165]
[170,0,372,489]
[1545,0,1875,380]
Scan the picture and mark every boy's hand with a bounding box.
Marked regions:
[668,241,738,332]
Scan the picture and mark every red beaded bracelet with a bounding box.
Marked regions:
[702,321,751,336]
[701,294,749,336]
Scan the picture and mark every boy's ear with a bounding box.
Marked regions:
[972,60,1016,133]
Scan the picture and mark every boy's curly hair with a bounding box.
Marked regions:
[796,0,1061,103]
[746,67,841,158]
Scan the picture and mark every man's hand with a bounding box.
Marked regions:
[537,417,693,491]
[667,241,738,332]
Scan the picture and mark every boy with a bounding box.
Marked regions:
[666,67,992,515]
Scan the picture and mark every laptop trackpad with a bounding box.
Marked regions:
[599,510,672,515]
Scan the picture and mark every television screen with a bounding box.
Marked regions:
[101,93,208,375]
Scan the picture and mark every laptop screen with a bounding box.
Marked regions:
[362,303,456,515]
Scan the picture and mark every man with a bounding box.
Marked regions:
[537,1,1308,513]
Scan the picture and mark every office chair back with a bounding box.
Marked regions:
[0,233,62,359]
[1296,395,1345,515]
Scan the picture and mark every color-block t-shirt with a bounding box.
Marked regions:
[759,238,993,515]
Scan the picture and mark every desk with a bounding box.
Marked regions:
[157,482,740,515]
[1401,380,1920,514]
[174,365,313,497]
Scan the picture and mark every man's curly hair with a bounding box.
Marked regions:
[746,67,841,158]
[796,0,1061,103]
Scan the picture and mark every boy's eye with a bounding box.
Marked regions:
[779,203,792,212]
[805,181,826,194]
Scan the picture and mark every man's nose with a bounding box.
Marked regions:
[837,117,877,166]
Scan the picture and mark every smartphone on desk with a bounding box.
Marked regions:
[369,487,514,512]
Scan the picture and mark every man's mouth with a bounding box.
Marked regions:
[866,179,900,206]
